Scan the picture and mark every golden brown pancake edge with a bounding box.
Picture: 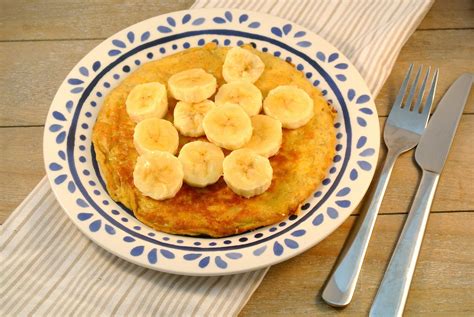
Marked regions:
[92,43,336,237]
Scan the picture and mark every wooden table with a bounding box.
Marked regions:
[1,0,473,315]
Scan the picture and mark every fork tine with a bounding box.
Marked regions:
[405,65,422,110]
[413,67,431,113]
[393,64,414,108]
[421,68,439,115]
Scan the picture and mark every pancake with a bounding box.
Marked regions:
[92,43,336,237]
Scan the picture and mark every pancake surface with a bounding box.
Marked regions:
[92,43,336,237]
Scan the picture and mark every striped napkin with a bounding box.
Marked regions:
[1,0,433,315]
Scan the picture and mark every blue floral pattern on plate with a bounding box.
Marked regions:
[43,9,379,275]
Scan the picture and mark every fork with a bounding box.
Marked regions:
[321,65,439,307]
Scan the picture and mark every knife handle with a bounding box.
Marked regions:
[322,149,399,307]
[370,170,439,317]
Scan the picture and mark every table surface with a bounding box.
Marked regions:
[1,0,473,315]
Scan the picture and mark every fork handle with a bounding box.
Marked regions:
[370,170,439,317]
[322,149,400,307]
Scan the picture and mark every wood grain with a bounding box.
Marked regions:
[370,116,474,214]
[0,40,101,126]
[1,0,471,41]
[240,212,474,316]
[0,127,44,223]
[375,30,474,117]
[0,0,195,41]
[1,115,472,223]
[0,30,472,126]
[418,0,474,30]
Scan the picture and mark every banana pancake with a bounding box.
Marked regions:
[92,42,336,237]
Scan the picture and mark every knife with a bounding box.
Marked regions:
[369,73,473,317]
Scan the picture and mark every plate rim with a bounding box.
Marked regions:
[43,8,380,276]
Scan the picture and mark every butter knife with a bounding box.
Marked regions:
[370,73,473,317]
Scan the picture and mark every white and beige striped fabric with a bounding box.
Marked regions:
[1,0,433,316]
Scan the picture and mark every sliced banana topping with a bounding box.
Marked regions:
[133,152,184,200]
[126,82,168,123]
[168,68,217,103]
[222,47,265,83]
[214,81,263,116]
[243,115,282,158]
[178,141,224,188]
[223,149,273,198]
[134,118,179,155]
[202,103,253,150]
[263,85,314,129]
[173,100,216,137]
[125,48,320,201]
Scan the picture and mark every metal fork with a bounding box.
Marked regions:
[321,65,439,307]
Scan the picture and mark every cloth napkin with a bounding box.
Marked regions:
[1,0,433,316]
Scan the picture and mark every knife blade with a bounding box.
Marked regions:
[415,73,473,173]
[370,73,473,317]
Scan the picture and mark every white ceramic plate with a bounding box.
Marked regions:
[43,8,379,276]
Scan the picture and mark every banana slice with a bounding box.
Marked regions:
[202,103,253,150]
[223,149,273,198]
[133,152,184,200]
[178,141,224,187]
[222,47,265,83]
[126,82,168,123]
[243,115,282,158]
[173,100,215,137]
[134,118,179,155]
[263,85,314,129]
[168,68,217,103]
[214,81,263,116]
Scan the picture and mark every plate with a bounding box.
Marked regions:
[43,8,379,276]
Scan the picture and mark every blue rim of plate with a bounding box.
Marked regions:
[44,9,379,275]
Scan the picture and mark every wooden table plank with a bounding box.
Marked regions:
[240,212,474,316]
[0,0,194,41]
[0,40,101,126]
[0,29,473,127]
[0,127,44,222]
[376,29,474,117]
[1,0,472,41]
[418,0,474,30]
[374,115,474,214]
[1,115,472,223]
